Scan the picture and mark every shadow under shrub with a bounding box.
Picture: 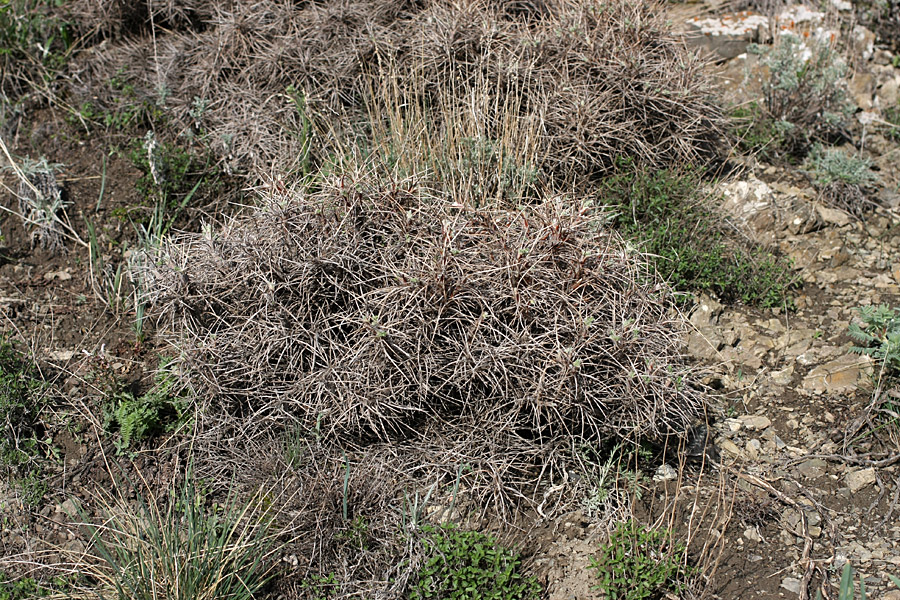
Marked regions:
[143,171,703,508]
[601,167,795,308]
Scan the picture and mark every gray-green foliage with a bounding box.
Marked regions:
[748,33,854,156]
[589,519,693,600]
[807,145,877,187]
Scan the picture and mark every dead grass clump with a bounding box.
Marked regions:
[400,0,724,180]
[144,172,703,510]
[64,0,725,181]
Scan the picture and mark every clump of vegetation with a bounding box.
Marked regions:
[847,304,900,448]
[144,173,704,509]
[746,33,855,158]
[589,519,694,600]
[885,104,900,142]
[83,472,279,600]
[0,571,74,599]
[806,145,878,216]
[409,523,540,600]
[102,360,189,453]
[849,304,900,379]
[601,167,794,308]
[64,0,726,181]
[0,0,73,98]
[0,337,51,506]
[2,157,67,253]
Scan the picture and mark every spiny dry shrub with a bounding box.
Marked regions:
[64,0,725,182]
[143,172,703,511]
[66,0,211,40]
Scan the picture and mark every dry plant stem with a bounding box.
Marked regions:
[736,471,816,600]
[65,0,725,181]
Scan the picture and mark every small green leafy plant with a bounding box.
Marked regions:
[848,304,900,378]
[409,523,541,600]
[0,0,73,96]
[601,166,794,307]
[589,519,693,600]
[102,360,188,453]
[0,571,74,599]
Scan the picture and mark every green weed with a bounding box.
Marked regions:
[0,337,45,464]
[601,166,794,308]
[0,571,73,599]
[300,572,339,600]
[409,523,541,600]
[589,519,693,600]
[102,359,189,453]
[0,0,73,94]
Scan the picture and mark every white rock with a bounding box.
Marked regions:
[781,577,802,594]
[845,467,877,492]
[653,464,678,482]
[739,415,772,430]
[48,350,75,361]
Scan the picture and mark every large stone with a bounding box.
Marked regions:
[684,12,768,61]
[796,458,827,479]
[816,204,852,227]
[802,354,868,394]
[845,467,877,492]
[739,415,772,430]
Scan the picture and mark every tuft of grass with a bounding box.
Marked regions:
[601,166,795,308]
[589,519,693,600]
[82,470,281,600]
[409,523,541,600]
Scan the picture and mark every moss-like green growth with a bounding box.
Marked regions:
[601,167,794,308]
